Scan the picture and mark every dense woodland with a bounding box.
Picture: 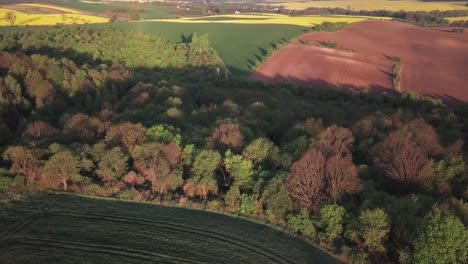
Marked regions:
[0,27,467,264]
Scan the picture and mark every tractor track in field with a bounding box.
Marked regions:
[44,210,296,264]
[0,236,205,264]
[0,200,56,239]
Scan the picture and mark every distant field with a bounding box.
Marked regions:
[253,20,468,104]
[0,193,337,264]
[0,8,108,26]
[55,1,179,19]
[267,0,468,11]
[447,16,468,22]
[153,13,389,27]
[90,21,308,75]
[18,3,82,14]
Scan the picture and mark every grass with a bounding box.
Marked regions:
[89,21,308,76]
[0,8,108,26]
[0,193,338,264]
[151,13,388,27]
[267,0,468,11]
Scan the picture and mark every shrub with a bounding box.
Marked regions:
[287,209,316,237]
[240,193,260,216]
[317,204,346,239]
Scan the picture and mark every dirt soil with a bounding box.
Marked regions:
[252,20,468,104]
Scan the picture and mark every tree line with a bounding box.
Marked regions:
[0,28,467,264]
[289,7,468,27]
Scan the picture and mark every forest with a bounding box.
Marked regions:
[0,27,467,264]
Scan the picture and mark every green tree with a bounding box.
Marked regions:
[224,186,241,213]
[145,124,182,146]
[287,209,315,237]
[433,155,465,182]
[317,204,346,239]
[224,150,254,190]
[96,147,129,184]
[240,193,259,216]
[408,208,468,264]
[43,151,81,191]
[263,177,293,224]
[242,138,275,164]
[185,150,221,199]
[348,208,390,253]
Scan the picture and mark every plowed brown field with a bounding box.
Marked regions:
[251,20,468,104]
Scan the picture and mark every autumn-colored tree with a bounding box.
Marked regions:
[132,143,183,194]
[207,122,243,150]
[373,131,432,185]
[185,150,221,199]
[43,151,81,191]
[242,137,275,164]
[286,149,327,211]
[401,119,442,156]
[64,113,104,142]
[317,125,354,158]
[3,146,40,184]
[22,121,59,142]
[105,122,145,153]
[287,130,360,211]
[33,80,56,107]
[326,155,361,201]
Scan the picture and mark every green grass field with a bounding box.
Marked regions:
[0,193,337,264]
[89,21,309,76]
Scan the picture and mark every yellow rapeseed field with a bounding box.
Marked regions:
[446,16,468,22]
[150,14,389,27]
[0,8,108,26]
[17,3,82,14]
[266,0,468,11]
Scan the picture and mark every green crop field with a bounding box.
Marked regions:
[0,193,337,264]
[55,1,178,19]
[89,21,308,76]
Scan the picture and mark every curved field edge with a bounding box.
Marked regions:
[87,22,309,76]
[0,193,339,264]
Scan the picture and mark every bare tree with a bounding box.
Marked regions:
[286,149,327,212]
[325,155,361,201]
[317,125,354,158]
[373,131,432,184]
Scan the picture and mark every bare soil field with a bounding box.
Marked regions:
[252,20,468,104]
[1,5,65,14]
